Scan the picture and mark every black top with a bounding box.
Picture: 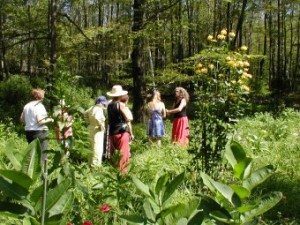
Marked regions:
[174,99,187,118]
[107,102,127,135]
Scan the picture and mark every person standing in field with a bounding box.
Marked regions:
[107,85,133,174]
[146,89,166,146]
[20,88,54,159]
[166,87,190,146]
[84,96,109,167]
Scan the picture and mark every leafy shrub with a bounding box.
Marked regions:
[0,75,32,124]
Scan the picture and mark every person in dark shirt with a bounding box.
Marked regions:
[107,85,133,174]
[166,87,190,146]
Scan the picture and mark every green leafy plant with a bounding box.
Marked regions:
[120,172,200,225]
[197,140,282,224]
[0,139,74,225]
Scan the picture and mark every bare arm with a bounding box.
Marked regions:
[120,104,134,139]
[20,112,25,123]
[36,114,54,125]
[161,103,167,118]
[167,99,186,114]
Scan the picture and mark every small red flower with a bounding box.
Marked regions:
[67,223,73,225]
[99,204,111,212]
[82,221,93,225]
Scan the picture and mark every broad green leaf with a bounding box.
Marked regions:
[230,184,250,199]
[210,179,241,207]
[176,218,188,225]
[0,176,29,199]
[35,179,72,213]
[162,172,185,203]
[47,191,74,217]
[225,141,247,169]
[28,216,40,225]
[155,173,168,195]
[242,165,275,191]
[233,157,252,180]
[120,214,146,224]
[44,179,72,213]
[156,203,185,221]
[21,139,42,181]
[210,210,234,223]
[201,172,216,193]
[184,198,200,219]
[236,204,256,213]
[30,185,43,205]
[0,170,33,190]
[0,211,20,219]
[143,200,155,222]
[240,192,282,224]
[132,175,151,197]
[3,141,21,170]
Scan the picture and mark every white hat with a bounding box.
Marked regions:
[107,85,128,97]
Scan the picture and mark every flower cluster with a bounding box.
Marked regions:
[207,29,236,43]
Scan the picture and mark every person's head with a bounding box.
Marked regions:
[32,88,45,100]
[175,87,189,103]
[150,90,161,102]
[95,96,109,106]
[107,85,128,102]
[120,94,129,104]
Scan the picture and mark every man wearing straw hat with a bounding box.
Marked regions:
[107,85,134,174]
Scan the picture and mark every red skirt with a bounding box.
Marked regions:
[109,132,130,174]
[172,116,189,146]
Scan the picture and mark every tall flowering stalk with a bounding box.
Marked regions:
[189,29,255,175]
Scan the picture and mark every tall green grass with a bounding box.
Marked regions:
[233,108,300,223]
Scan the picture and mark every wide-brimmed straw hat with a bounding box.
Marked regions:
[107,85,128,97]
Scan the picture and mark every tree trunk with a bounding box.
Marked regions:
[0,2,8,80]
[232,0,248,48]
[131,0,146,122]
[49,0,57,74]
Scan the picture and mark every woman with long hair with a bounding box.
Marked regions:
[166,87,190,146]
[146,90,166,146]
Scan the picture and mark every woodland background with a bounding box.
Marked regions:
[0,0,299,119]
[0,1,300,224]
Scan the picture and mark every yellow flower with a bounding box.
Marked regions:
[208,64,215,69]
[228,60,239,68]
[238,79,245,84]
[195,69,201,75]
[242,85,250,92]
[238,61,244,67]
[243,61,250,67]
[221,29,227,35]
[207,35,213,41]
[218,73,225,78]
[229,32,236,38]
[241,45,248,51]
[217,34,226,40]
[196,63,203,69]
[243,72,252,79]
[200,68,208,74]
[226,56,232,61]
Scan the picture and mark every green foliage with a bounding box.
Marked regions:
[0,139,74,225]
[186,30,264,176]
[0,75,32,124]
[120,172,200,225]
[233,109,300,221]
[198,140,282,224]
